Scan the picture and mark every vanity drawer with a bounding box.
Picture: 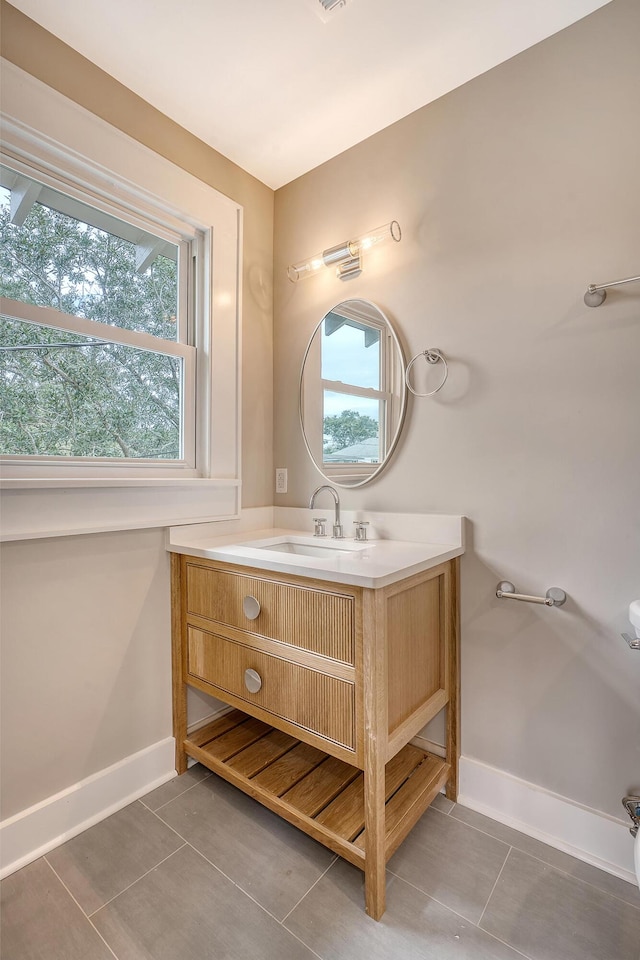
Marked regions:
[187,626,356,751]
[185,563,355,664]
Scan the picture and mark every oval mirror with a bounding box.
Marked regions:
[299,299,407,488]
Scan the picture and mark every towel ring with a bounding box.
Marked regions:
[405,348,448,397]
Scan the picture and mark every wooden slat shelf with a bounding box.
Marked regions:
[184,709,450,867]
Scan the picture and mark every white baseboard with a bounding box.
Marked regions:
[187,704,233,735]
[186,704,234,767]
[6,728,634,890]
[410,735,446,759]
[459,756,637,886]
[0,738,176,879]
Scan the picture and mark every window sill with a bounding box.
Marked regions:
[0,478,241,541]
[0,477,241,490]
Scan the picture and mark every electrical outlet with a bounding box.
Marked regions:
[275,468,288,494]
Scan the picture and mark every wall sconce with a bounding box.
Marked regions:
[287,220,401,282]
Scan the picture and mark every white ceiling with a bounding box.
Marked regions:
[9,0,610,189]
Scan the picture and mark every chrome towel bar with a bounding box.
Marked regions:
[496,581,567,608]
[584,273,640,307]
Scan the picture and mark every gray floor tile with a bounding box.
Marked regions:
[481,847,640,960]
[156,773,334,920]
[431,792,455,815]
[450,803,640,909]
[285,858,525,960]
[1,858,113,960]
[387,806,510,923]
[568,857,640,910]
[93,843,316,960]
[140,763,211,812]
[46,800,184,915]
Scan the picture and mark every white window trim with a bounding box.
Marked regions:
[0,61,242,539]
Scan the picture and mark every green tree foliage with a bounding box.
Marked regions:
[0,195,181,458]
[323,409,378,453]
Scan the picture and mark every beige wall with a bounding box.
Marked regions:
[274,0,640,819]
[1,530,170,817]
[0,4,273,816]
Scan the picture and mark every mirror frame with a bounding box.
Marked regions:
[298,298,407,489]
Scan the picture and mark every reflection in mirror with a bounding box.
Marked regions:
[299,299,406,488]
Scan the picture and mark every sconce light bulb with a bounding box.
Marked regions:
[287,221,401,282]
[287,255,325,282]
[349,221,402,256]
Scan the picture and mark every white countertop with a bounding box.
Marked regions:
[167,525,464,588]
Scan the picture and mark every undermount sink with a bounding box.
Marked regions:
[246,537,368,558]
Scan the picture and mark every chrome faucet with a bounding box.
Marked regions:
[309,484,344,539]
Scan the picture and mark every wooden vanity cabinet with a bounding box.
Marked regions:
[171,553,460,920]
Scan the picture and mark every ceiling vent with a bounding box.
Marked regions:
[306,0,351,23]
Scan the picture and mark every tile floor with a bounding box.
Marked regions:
[2,764,639,960]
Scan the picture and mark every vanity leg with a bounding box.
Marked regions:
[171,553,188,775]
[445,556,460,801]
[364,764,386,920]
[363,587,388,920]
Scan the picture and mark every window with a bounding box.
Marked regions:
[303,301,397,484]
[1,61,241,539]
[320,308,388,467]
[1,165,196,466]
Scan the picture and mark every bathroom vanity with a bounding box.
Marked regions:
[169,527,462,919]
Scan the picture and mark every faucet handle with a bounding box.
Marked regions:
[353,521,369,542]
[313,517,327,537]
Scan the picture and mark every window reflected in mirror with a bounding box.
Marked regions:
[300,300,406,488]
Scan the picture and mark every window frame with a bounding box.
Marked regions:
[0,60,242,538]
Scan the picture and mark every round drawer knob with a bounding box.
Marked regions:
[242,595,261,620]
[244,668,262,693]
